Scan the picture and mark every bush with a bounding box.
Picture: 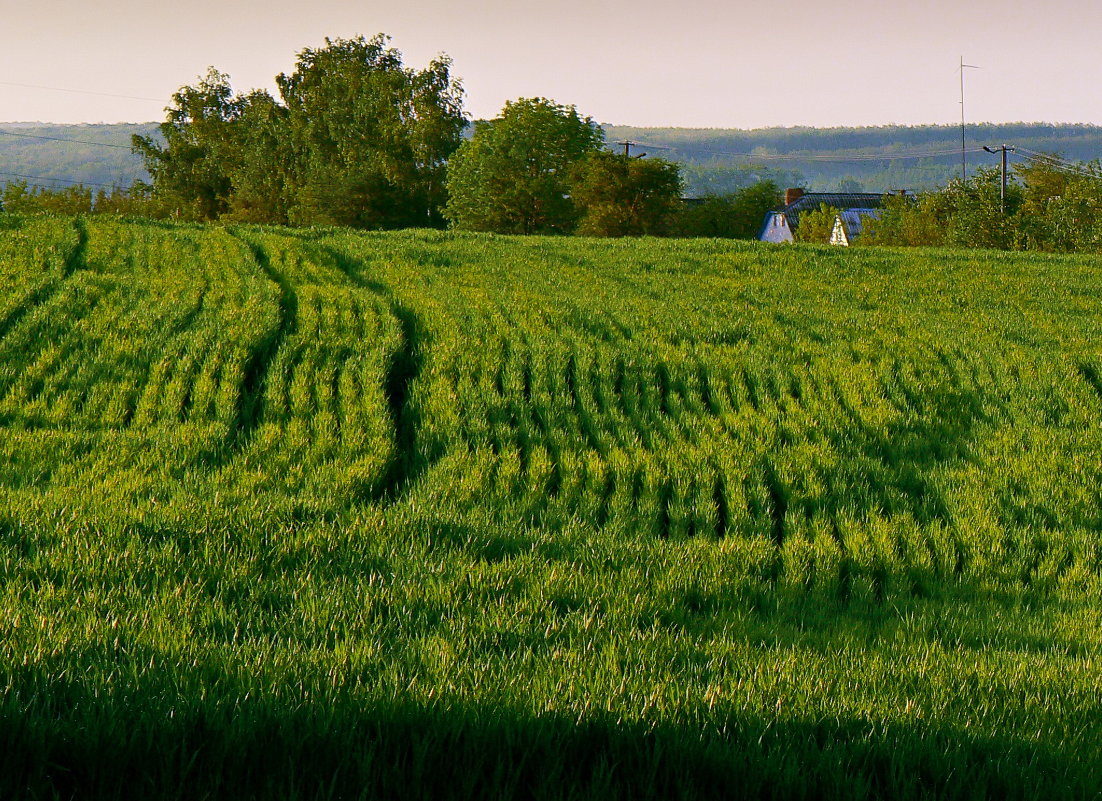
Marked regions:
[671,181,780,239]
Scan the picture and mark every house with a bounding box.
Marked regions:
[759,188,890,243]
[829,208,882,246]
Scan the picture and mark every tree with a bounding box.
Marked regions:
[794,203,841,244]
[132,67,246,220]
[940,168,1022,249]
[1014,155,1102,252]
[278,35,466,228]
[219,91,293,224]
[861,191,947,247]
[444,98,604,234]
[671,181,781,239]
[570,152,682,236]
[133,35,466,227]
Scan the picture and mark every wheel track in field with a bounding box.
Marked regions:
[761,461,788,547]
[62,217,88,278]
[227,232,298,454]
[321,245,437,502]
[1076,362,1102,407]
[712,474,730,538]
[376,298,426,499]
[0,217,87,348]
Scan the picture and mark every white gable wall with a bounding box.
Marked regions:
[759,212,794,243]
[830,216,850,246]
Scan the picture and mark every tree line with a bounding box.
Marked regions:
[11,33,1100,250]
[792,159,1102,252]
[864,160,1102,251]
[0,35,779,239]
[604,123,1102,193]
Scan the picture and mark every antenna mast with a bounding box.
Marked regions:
[960,57,980,182]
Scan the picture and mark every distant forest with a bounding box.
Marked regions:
[0,123,156,189]
[605,122,1102,194]
[3,120,1102,197]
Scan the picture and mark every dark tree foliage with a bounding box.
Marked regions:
[444,98,605,234]
[862,159,1102,252]
[672,181,781,239]
[132,68,244,220]
[220,92,293,224]
[570,152,683,237]
[132,36,466,228]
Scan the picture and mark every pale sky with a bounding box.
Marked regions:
[0,0,1098,128]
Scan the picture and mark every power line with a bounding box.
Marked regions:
[0,129,135,149]
[1022,159,1099,180]
[629,140,988,163]
[1014,146,1094,169]
[0,80,163,102]
[1013,146,1066,162]
[1013,147,1102,179]
[0,170,121,188]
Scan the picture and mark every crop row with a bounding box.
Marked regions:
[3,223,1100,595]
[316,232,1102,594]
[2,219,1101,797]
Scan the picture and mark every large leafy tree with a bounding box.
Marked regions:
[570,152,683,237]
[1014,156,1102,251]
[220,91,293,224]
[133,36,466,227]
[278,35,466,228]
[444,98,604,234]
[132,68,250,220]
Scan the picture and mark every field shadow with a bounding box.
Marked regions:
[2,670,1093,801]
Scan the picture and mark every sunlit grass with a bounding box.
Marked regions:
[0,216,1100,798]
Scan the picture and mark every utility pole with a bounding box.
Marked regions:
[616,141,645,158]
[959,57,980,182]
[983,144,1015,213]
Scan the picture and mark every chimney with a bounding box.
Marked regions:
[784,187,805,206]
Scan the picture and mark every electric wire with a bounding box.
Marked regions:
[0,80,163,102]
[0,129,135,149]
[629,140,989,163]
[0,170,121,188]
[1012,155,1098,181]
[1013,146,1101,178]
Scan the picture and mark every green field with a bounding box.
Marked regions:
[1,214,1100,799]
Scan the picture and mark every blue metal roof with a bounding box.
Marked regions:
[837,208,881,236]
[759,192,891,241]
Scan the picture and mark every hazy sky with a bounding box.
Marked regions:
[1,0,1098,127]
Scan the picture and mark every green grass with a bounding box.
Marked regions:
[1,214,1100,799]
